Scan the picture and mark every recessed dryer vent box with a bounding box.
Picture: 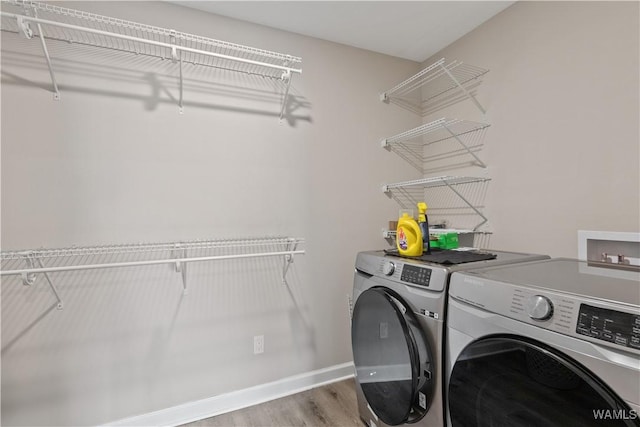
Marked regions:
[578,231,640,279]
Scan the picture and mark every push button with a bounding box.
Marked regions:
[602,332,614,341]
[577,327,590,336]
[614,336,628,346]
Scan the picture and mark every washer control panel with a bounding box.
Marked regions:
[400,264,432,287]
[577,304,640,350]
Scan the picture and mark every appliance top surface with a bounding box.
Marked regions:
[359,249,548,272]
[464,258,640,306]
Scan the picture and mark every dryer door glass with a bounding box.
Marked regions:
[352,287,434,425]
[448,336,638,427]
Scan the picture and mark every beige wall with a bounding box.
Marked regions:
[423,1,639,257]
[0,2,421,425]
[3,1,638,425]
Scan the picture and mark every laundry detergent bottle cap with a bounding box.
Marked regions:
[396,212,423,257]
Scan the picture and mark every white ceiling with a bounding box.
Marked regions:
[174,1,515,62]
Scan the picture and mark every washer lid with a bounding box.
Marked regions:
[465,259,640,306]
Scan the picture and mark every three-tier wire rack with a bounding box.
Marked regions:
[380,57,491,247]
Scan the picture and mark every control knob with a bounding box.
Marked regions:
[382,261,395,276]
[525,295,554,321]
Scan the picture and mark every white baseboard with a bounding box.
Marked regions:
[103,362,355,427]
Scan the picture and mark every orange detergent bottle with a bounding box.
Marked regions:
[396,211,423,257]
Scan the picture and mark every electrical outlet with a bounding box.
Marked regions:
[253,335,264,354]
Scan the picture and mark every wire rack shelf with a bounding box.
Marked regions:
[380,58,488,116]
[382,229,493,250]
[382,176,490,231]
[382,228,492,238]
[382,118,490,172]
[0,0,302,118]
[1,236,305,309]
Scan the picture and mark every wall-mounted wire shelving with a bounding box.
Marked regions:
[382,176,490,232]
[382,227,492,249]
[381,118,490,172]
[0,0,302,119]
[380,58,488,116]
[0,236,305,309]
[381,228,492,239]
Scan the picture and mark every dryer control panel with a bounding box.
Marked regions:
[577,304,640,350]
[450,272,640,355]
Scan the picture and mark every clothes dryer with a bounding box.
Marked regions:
[447,259,640,427]
[351,249,548,427]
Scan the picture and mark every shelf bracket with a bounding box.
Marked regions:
[19,252,63,309]
[279,69,292,122]
[439,63,484,114]
[36,258,64,310]
[282,239,298,285]
[169,31,184,114]
[36,23,60,100]
[442,181,489,231]
[171,244,188,295]
[24,7,61,100]
[16,15,33,38]
[441,123,487,168]
[178,53,184,114]
[20,252,37,286]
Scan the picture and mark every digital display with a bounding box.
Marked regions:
[577,304,640,349]
[401,265,431,287]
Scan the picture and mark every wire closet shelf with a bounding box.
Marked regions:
[0,0,303,118]
[382,175,491,232]
[1,236,306,309]
[382,118,490,172]
[380,58,488,116]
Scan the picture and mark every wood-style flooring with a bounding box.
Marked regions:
[182,378,363,427]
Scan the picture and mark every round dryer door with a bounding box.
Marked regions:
[448,336,639,427]
[351,287,434,425]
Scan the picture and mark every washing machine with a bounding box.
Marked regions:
[446,258,640,427]
[351,249,548,427]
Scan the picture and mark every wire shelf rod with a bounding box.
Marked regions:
[383,118,490,147]
[387,61,476,99]
[383,176,490,191]
[382,176,490,231]
[382,58,446,99]
[1,11,302,77]
[1,236,305,303]
[6,1,301,64]
[381,58,488,115]
[1,237,305,260]
[391,228,492,235]
[0,249,306,277]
